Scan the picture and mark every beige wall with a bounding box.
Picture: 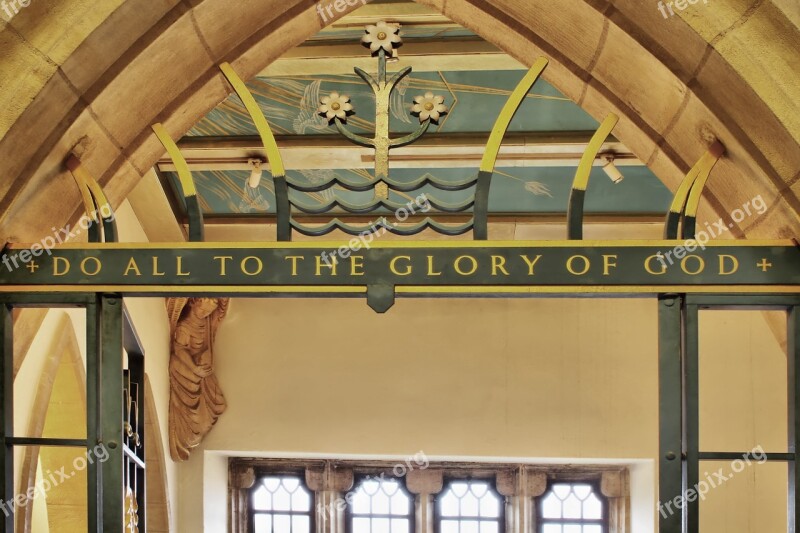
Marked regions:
[173,296,787,532]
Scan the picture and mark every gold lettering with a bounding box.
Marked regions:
[315,255,337,276]
[53,257,70,276]
[602,255,618,276]
[80,257,102,276]
[454,255,478,276]
[176,256,190,276]
[427,255,441,276]
[644,255,667,275]
[520,255,543,276]
[390,256,412,276]
[491,255,509,276]
[214,256,233,276]
[719,254,739,275]
[566,255,590,276]
[681,255,705,276]
[124,258,141,277]
[241,256,263,276]
[285,256,305,276]
[350,255,365,276]
[152,256,165,276]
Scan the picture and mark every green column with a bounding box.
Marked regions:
[0,304,12,533]
[659,294,684,533]
[100,295,124,532]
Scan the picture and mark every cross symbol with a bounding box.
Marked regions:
[757,258,772,272]
[26,261,39,273]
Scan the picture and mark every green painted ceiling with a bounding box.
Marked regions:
[188,70,600,137]
[173,61,672,217]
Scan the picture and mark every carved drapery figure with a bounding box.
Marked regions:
[166,297,229,461]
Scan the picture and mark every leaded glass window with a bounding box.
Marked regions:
[346,476,415,533]
[538,482,607,533]
[436,480,504,533]
[250,475,314,533]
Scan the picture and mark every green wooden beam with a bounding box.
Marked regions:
[658,294,683,533]
[100,295,123,533]
[0,303,12,533]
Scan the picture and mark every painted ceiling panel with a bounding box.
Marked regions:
[188,71,599,137]
[166,166,671,216]
[181,68,670,216]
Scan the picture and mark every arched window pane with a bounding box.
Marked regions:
[537,482,607,533]
[436,480,504,533]
[250,475,313,533]
[347,476,414,533]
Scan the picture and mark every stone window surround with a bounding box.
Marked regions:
[230,459,629,533]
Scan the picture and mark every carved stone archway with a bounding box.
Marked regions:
[0,0,797,246]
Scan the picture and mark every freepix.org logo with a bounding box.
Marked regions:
[1,0,31,21]
[316,0,369,24]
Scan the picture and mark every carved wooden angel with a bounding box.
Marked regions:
[166,297,229,461]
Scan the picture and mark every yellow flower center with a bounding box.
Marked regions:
[424,102,434,111]
[331,102,341,110]
[377,31,387,40]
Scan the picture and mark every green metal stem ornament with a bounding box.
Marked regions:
[318,21,448,199]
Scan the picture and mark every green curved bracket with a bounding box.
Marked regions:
[65,155,117,243]
[335,120,374,147]
[475,57,549,240]
[219,62,290,240]
[389,121,430,148]
[681,142,725,239]
[354,67,379,92]
[566,113,619,240]
[151,123,204,242]
[663,141,725,239]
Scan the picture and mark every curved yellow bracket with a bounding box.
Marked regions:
[219,62,285,177]
[151,123,198,198]
[663,140,724,239]
[219,62,291,239]
[571,113,619,192]
[480,57,549,173]
[684,141,726,220]
[565,113,619,240]
[152,123,204,242]
[65,155,117,242]
[65,155,100,223]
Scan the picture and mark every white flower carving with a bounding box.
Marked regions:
[361,21,401,55]
[411,92,448,123]
[317,92,353,122]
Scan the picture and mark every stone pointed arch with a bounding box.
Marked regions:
[0,0,796,246]
[144,375,171,532]
[16,313,87,533]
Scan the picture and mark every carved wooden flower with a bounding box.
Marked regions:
[361,21,401,55]
[411,92,448,124]
[318,92,353,122]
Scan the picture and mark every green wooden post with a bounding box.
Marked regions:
[790,306,800,532]
[100,295,124,532]
[659,295,684,533]
[86,301,100,532]
[685,304,700,533]
[0,304,12,533]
